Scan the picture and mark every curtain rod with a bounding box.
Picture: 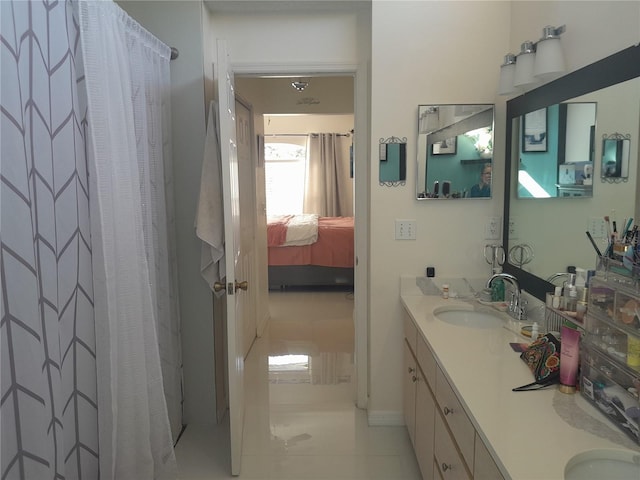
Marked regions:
[170,47,179,60]
[265,133,351,138]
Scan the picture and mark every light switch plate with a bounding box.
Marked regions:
[509,217,518,239]
[588,217,606,238]
[395,219,416,240]
[485,216,501,240]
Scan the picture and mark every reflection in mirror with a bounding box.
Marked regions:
[416,104,494,199]
[517,103,596,198]
[503,45,640,300]
[601,133,631,182]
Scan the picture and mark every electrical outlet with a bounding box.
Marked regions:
[588,217,606,238]
[485,216,501,240]
[509,217,518,239]
[395,219,416,240]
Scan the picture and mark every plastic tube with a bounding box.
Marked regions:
[559,326,580,394]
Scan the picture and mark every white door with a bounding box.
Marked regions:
[216,39,246,476]
[235,97,258,357]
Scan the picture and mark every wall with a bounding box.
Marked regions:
[369,1,510,423]
[116,1,216,424]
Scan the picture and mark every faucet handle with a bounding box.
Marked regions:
[508,291,516,311]
[518,299,528,321]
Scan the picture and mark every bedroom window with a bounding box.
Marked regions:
[264,141,306,216]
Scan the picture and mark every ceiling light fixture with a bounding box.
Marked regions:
[291,80,309,92]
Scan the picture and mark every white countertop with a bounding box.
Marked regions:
[400,276,640,480]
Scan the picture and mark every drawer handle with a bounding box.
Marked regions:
[442,463,452,472]
[443,406,454,415]
[408,367,415,374]
[412,375,418,383]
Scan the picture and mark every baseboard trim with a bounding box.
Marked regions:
[367,411,404,426]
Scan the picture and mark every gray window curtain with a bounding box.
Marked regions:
[1,1,99,478]
[303,133,353,217]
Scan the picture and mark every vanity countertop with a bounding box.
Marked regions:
[400,276,640,480]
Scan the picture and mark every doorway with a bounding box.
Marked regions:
[234,72,366,408]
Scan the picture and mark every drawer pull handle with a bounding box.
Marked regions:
[412,375,418,383]
[443,406,453,415]
[442,463,452,472]
[408,367,415,374]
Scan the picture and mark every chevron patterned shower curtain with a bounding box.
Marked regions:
[1,1,99,478]
[1,1,181,478]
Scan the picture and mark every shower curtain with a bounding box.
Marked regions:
[1,1,99,478]
[79,1,179,478]
[2,1,181,478]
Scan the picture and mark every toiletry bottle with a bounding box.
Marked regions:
[562,273,577,310]
[442,284,449,299]
[565,286,578,312]
[491,267,505,302]
[552,286,562,309]
[531,322,539,341]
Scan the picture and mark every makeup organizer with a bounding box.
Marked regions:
[579,256,640,445]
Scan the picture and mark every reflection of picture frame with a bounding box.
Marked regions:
[431,137,457,155]
[522,108,548,152]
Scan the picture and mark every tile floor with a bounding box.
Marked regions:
[175,289,421,479]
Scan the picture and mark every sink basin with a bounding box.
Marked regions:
[433,306,504,329]
[565,449,640,479]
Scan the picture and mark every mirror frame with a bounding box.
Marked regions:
[503,44,640,301]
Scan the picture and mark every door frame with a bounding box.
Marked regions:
[233,61,369,409]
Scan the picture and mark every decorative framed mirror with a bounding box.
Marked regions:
[416,104,494,199]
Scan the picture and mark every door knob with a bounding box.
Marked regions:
[213,282,227,293]
[235,280,248,292]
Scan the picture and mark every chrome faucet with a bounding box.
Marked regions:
[486,273,527,321]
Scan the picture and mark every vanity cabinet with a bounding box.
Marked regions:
[404,314,436,479]
[473,433,504,480]
[403,311,505,480]
[434,412,471,480]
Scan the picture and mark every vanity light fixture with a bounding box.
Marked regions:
[498,53,517,95]
[498,24,567,95]
[534,25,567,80]
[513,41,537,89]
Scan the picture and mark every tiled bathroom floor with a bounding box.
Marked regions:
[175,290,421,479]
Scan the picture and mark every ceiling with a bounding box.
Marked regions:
[204,0,370,15]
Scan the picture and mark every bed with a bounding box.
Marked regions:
[267,215,354,289]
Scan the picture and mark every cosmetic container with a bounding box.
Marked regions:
[628,336,640,368]
[441,284,449,299]
[565,286,578,312]
[552,286,562,309]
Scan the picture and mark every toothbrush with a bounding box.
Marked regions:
[622,217,633,242]
[604,216,612,256]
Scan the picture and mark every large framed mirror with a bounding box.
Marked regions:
[503,44,640,300]
[416,104,495,199]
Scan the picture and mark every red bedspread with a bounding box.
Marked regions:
[268,216,354,268]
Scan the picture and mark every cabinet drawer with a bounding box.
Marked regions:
[434,413,472,480]
[404,311,418,353]
[436,367,475,468]
[417,334,436,389]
